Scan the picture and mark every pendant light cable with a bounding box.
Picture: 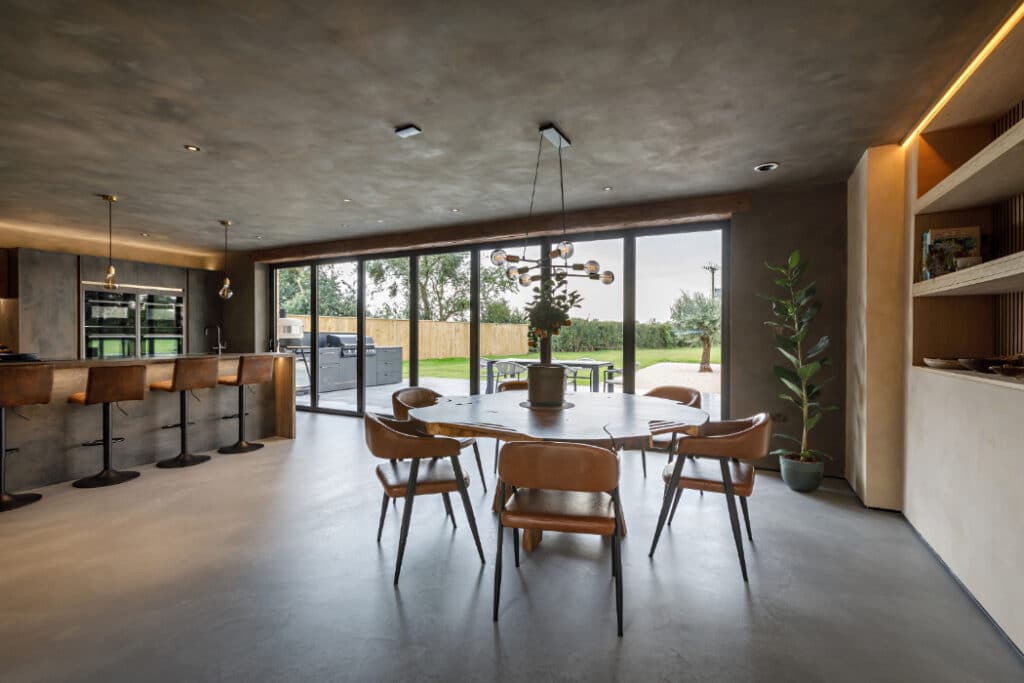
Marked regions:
[107,200,113,266]
[524,131,544,255]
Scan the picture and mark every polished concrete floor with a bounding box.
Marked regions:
[1,413,1021,683]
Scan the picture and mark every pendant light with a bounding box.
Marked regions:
[218,220,234,300]
[97,194,118,289]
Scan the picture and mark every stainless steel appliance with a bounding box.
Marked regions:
[140,294,184,357]
[82,288,184,359]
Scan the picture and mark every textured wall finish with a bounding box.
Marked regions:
[0,1,1017,252]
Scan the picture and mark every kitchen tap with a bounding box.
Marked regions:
[204,325,226,355]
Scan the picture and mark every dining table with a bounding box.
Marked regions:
[408,391,709,550]
[482,357,614,393]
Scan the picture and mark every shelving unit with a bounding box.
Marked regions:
[912,249,1024,297]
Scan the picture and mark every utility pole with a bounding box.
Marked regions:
[703,262,720,298]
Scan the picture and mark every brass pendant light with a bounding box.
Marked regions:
[97,194,118,289]
[218,220,234,300]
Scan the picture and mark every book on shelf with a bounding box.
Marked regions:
[922,226,981,280]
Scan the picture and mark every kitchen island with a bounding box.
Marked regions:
[2,353,295,490]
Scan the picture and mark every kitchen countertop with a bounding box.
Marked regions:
[0,352,289,369]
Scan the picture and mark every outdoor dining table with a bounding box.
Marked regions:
[408,391,709,550]
[482,357,614,393]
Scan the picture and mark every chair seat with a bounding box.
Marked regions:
[376,460,469,498]
[458,436,476,448]
[149,379,174,392]
[502,489,616,536]
[662,458,755,497]
[217,375,239,386]
[67,392,87,405]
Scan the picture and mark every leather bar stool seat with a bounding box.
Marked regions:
[150,357,219,468]
[218,355,274,454]
[0,364,54,512]
[68,365,147,488]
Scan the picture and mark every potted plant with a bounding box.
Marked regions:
[525,273,582,406]
[764,250,836,492]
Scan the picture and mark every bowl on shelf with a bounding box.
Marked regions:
[922,357,963,370]
[990,365,1024,381]
[957,358,1004,373]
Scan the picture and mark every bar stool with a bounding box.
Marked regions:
[68,365,147,488]
[0,364,54,512]
[218,355,274,454]
[150,357,219,468]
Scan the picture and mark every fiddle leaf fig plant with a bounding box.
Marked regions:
[763,250,837,462]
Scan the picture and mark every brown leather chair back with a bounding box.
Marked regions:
[645,385,701,409]
[85,365,147,405]
[171,356,219,392]
[391,386,441,420]
[236,355,274,385]
[0,364,54,407]
[497,379,528,392]
[499,441,619,493]
[685,413,772,460]
[364,412,460,460]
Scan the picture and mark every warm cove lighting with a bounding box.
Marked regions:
[901,1,1024,146]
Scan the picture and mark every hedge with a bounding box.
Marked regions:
[551,318,679,352]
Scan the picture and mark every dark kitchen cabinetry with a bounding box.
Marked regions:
[13,249,78,359]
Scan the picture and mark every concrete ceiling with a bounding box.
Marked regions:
[0,0,1017,253]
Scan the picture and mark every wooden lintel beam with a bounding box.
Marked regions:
[248,192,750,263]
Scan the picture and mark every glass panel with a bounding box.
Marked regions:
[549,238,623,393]
[477,244,539,392]
[417,252,471,396]
[316,261,359,412]
[364,257,411,414]
[83,290,137,359]
[140,294,184,358]
[635,230,722,419]
[274,266,313,407]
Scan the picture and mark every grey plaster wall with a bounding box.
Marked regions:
[17,249,78,359]
[729,185,847,477]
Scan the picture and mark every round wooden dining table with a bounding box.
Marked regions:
[409,391,709,550]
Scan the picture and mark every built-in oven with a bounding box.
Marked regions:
[140,294,184,357]
[83,291,137,359]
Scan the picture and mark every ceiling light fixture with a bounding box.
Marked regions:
[96,194,118,289]
[218,220,234,300]
[183,144,201,152]
[377,219,384,223]
[901,1,1024,146]
[603,186,613,191]
[255,235,264,240]
[451,208,461,213]
[140,232,150,238]
[394,124,422,138]
[754,162,780,172]
[342,198,352,203]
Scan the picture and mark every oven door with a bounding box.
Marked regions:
[83,291,138,359]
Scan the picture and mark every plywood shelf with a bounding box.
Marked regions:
[915,118,1024,215]
[913,249,1024,297]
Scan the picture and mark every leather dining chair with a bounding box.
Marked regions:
[639,386,702,477]
[648,413,772,582]
[492,379,528,473]
[364,413,485,585]
[392,387,488,491]
[494,441,624,637]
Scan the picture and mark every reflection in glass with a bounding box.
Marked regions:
[274,266,313,406]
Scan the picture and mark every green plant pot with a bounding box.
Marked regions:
[779,456,825,493]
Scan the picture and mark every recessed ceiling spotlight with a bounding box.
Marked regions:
[394,124,422,138]
[754,161,780,172]
[603,186,613,192]
[183,144,201,152]
[376,219,385,223]
[255,235,264,240]
[140,232,150,237]
[342,198,352,203]
[451,208,461,213]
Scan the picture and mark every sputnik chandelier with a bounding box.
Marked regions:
[489,124,614,288]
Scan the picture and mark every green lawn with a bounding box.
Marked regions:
[404,346,720,382]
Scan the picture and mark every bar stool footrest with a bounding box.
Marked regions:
[4,447,18,454]
[0,491,42,512]
[156,453,211,469]
[160,421,197,430]
[81,437,126,448]
[221,413,250,420]
[73,468,140,488]
[218,440,264,454]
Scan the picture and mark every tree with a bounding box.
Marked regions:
[276,265,357,317]
[366,254,523,322]
[669,290,721,372]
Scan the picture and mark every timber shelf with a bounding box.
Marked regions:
[915,118,1024,215]
[912,365,1024,392]
[913,249,1024,297]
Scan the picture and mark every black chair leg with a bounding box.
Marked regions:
[393,459,419,586]
[471,441,487,492]
[441,492,457,529]
[649,455,685,557]
[377,492,389,542]
[512,527,520,567]
[493,440,499,474]
[667,487,683,525]
[739,496,753,542]
[641,449,647,478]
[720,459,748,582]
[451,456,485,564]
[493,486,504,622]
[612,496,624,637]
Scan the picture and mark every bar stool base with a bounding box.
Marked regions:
[0,491,42,512]
[218,441,264,454]
[73,468,140,488]
[156,453,211,469]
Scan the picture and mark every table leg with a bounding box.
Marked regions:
[486,361,495,394]
[591,367,599,392]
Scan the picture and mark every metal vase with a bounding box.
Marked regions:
[527,364,566,407]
